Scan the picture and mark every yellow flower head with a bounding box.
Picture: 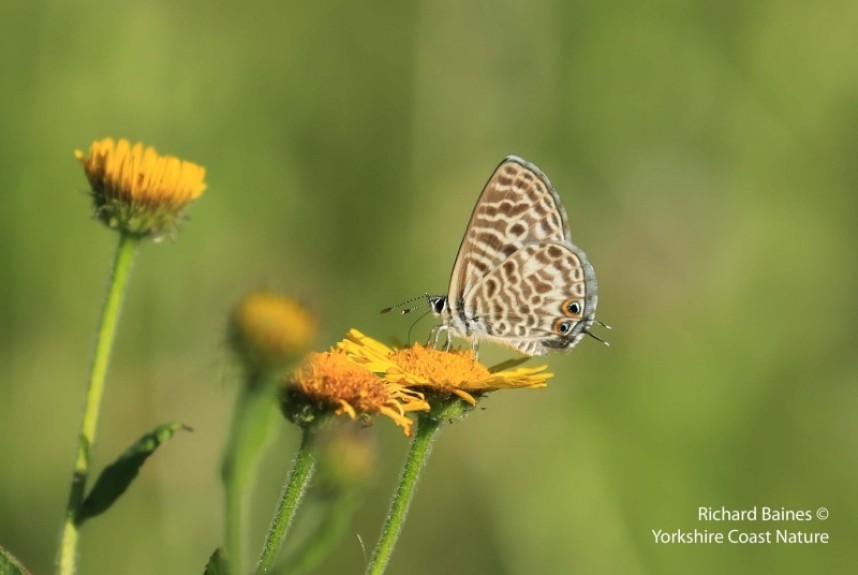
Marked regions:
[75,137,207,238]
[338,329,553,406]
[283,350,429,436]
[228,292,317,374]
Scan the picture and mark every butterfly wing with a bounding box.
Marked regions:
[447,156,571,309]
[464,241,598,356]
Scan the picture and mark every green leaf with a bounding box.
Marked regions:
[0,545,32,575]
[203,548,228,575]
[78,422,191,524]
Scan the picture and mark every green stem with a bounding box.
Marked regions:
[222,374,278,575]
[57,233,140,575]
[365,414,443,575]
[255,429,317,575]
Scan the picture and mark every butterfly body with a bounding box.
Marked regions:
[429,156,598,357]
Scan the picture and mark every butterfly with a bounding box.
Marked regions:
[384,156,602,357]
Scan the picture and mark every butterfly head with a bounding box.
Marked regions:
[427,295,447,316]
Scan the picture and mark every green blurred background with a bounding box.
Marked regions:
[2,1,856,573]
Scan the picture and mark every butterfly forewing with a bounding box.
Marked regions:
[448,157,571,305]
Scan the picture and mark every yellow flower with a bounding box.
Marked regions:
[75,137,207,238]
[284,350,429,436]
[228,292,317,374]
[338,329,552,405]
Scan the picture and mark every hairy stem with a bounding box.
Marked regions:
[366,414,443,575]
[255,430,317,574]
[57,233,139,575]
[222,373,278,575]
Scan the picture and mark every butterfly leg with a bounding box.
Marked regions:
[470,336,480,361]
[442,330,452,351]
[428,324,449,350]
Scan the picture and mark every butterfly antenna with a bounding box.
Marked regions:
[380,293,429,315]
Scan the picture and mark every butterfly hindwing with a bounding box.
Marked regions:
[464,241,596,355]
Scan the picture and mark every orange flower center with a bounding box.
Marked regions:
[296,351,391,414]
[390,344,491,386]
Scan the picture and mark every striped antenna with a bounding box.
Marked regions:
[380,293,430,315]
